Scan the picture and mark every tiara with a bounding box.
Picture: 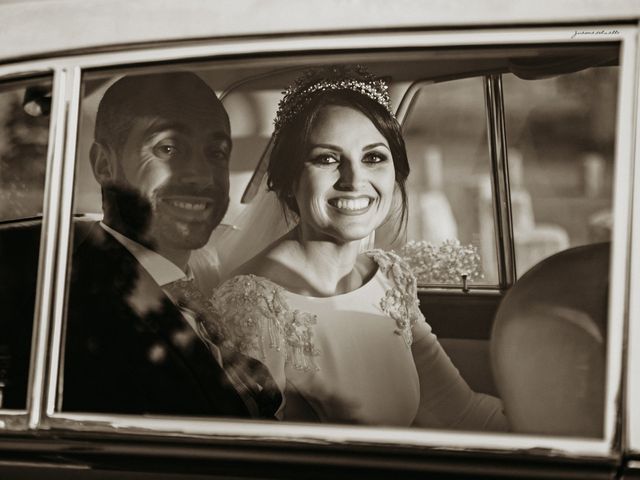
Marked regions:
[273,65,394,135]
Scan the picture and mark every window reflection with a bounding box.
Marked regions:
[0,78,51,409]
[57,47,615,439]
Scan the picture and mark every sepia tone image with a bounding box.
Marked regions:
[0,1,638,479]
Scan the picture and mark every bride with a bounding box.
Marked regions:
[205,65,508,429]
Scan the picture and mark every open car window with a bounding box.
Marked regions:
[0,26,629,474]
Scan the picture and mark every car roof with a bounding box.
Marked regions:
[0,0,638,64]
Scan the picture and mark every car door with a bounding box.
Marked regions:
[0,19,637,480]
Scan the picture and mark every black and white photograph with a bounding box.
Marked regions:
[1,0,639,478]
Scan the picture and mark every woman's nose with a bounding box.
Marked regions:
[336,158,363,190]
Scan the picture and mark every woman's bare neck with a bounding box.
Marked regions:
[232,229,377,297]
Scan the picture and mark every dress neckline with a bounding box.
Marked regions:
[279,263,381,301]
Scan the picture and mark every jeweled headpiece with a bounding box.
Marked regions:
[273,65,394,136]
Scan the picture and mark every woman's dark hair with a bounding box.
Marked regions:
[267,89,410,236]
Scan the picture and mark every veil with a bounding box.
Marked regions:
[217,178,295,277]
[188,176,291,291]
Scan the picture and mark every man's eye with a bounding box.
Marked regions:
[154,144,179,159]
[363,152,388,164]
[206,148,229,162]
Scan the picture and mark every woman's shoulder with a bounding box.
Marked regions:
[213,272,285,313]
[212,272,319,371]
[365,248,418,290]
[365,249,424,344]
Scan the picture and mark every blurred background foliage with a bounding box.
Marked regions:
[0,87,49,221]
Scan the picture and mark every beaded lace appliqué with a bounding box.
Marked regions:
[367,249,423,348]
[210,275,319,371]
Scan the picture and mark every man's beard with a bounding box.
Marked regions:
[101,183,155,248]
[101,182,228,253]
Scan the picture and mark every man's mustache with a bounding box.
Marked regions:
[155,184,227,201]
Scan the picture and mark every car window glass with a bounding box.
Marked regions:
[503,67,617,277]
[403,77,496,287]
[57,46,616,442]
[0,77,51,410]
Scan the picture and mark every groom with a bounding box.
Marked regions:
[63,72,279,418]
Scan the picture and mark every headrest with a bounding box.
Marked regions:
[491,243,610,437]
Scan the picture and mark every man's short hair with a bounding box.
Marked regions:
[94,71,223,154]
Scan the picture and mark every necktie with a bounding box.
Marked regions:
[164,278,282,418]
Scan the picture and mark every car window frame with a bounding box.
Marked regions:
[625,24,640,458]
[397,73,515,292]
[0,24,634,463]
[0,69,61,431]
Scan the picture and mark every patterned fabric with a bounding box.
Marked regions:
[209,249,508,429]
[164,278,282,418]
[164,278,226,344]
[210,275,319,372]
[366,249,425,347]
[212,250,422,370]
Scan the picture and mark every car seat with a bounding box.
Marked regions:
[491,242,609,437]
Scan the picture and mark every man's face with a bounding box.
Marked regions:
[112,93,231,255]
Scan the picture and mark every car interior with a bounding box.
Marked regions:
[0,43,618,437]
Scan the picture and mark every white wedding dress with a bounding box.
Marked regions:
[210,249,508,430]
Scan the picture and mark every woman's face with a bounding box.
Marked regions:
[294,104,396,244]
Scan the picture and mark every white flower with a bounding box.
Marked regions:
[394,239,484,285]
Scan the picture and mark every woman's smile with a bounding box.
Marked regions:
[294,104,396,243]
[327,196,374,214]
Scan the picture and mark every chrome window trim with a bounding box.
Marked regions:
[0,409,28,431]
[0,25,630,79]
[27,68,72,430]
[6,25,630,459]
[44,67,83,418]
[484,74,517,289]
[417,287,504,296]
[0,69,58,431]
[600,32,633,458]
[625,22,640,456]
[42,412,622,458]
[396,79,432,125]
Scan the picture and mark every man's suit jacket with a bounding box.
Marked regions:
[63,222,278,417]
[0,221,40,409]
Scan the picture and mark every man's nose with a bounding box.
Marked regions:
[336,157,364,190]
[178,149,212,184]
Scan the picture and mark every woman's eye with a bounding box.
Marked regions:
[313,154,339,165]
[363,152,388,163]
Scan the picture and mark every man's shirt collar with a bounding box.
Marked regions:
[100,222,191,286]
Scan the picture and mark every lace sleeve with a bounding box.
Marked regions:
[367,249,424,347]
[210,274,318,372]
